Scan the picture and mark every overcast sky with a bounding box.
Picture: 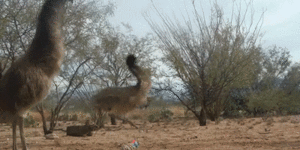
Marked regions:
[108,0,300,63]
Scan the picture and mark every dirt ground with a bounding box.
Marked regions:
[1,115,300,150]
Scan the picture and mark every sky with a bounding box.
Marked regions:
[108,0,300,64]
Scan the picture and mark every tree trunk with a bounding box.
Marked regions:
[199,108,207,126]
[96,111,105,128]
[49,116,56,133]
[96,119,104,128]
[110,115,117,125]
[206,111,215,121]
[40,110,52,135]
[36,105,52,135]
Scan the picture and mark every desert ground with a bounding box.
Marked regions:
[1,107,300,150]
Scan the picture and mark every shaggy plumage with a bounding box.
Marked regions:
[0,0,69,149]
[93,55,151,117]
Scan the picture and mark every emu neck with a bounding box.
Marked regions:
[26,0,66,77]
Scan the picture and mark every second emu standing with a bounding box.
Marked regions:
[93,55,152,127]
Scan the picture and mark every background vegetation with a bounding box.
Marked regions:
[1,0,300,132]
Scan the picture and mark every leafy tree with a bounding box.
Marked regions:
[281,63,300,94]
[259,46,291,90]
[0,0,40,66]
[146,1,264,125]
[247,46,292,115]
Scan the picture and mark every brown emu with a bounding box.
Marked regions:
[0,0,69,149]
[93,55,151,128]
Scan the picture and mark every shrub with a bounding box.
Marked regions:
[24,114,37,127]
[226,110,245,118]
[159,108,174,121]
[147,108,174,122]
[148,112,160,122]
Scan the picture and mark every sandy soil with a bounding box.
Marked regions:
[1,115,300,150]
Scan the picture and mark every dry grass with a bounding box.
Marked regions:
[168,106,185,117]
[4,108,300,150]
[25,111,50,122]
[279,116,290,123]
[248,118,255,123]
[290,116,300,124]
[235,118,245,125]
[54,139,62,147]
[265,118,274,126]
[291,120,300,124]
[2,115,300,149]
[127,109,148,120]
[226,121,231,126]
[253,120,262,126]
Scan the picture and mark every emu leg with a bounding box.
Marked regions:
[18,116,27,150]
[12,118,17,150]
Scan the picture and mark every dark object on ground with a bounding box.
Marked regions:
[66,125,99,136]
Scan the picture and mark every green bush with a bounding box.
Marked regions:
[147,108,174,122]
[148,112,160,122]
[24,114,36,128]
[247,89,300,116]
[159,108,174,121]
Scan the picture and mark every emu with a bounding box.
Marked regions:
[93,55,152,128]
[0,0,69,149]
